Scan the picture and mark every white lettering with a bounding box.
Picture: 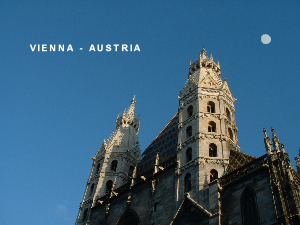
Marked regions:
[97,44,103,51]
[50,45,55,51]
[42,44,47,52]
[122,44,128,52]
[38,44,40,51]
[89,44,96,52]
[67,44,73,52]
[113,44,119,51]
[134,44,140,52]
[59,44,64,51]
[30,44,36,51]
[106,44,111,52]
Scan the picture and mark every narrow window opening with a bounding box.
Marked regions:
[111,160,118,171]
[82,208,88,222]
[154,202,158,212]
[209,143,217,157]
[187,105,193,117]
[186,147,192,162]
[186,126,192,138]
[105,180,113,195]
[226,108,231,120]
[228,128,234,140]
[184,173,191,192]
[89,183,95,196]
[210,169,218,182]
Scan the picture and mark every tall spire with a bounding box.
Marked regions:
[263,128,272,154]
[271,127,280,153]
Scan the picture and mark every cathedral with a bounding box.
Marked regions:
[75,49,300,225]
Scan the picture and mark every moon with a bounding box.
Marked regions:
[261,34,271,44]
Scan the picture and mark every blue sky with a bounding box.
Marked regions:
[1,1,300,224]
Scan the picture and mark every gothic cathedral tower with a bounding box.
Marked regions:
[175,48,239,204]
[76,97,141,224]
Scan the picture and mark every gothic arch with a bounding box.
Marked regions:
[116,209,139,225]
[241,187,259,225]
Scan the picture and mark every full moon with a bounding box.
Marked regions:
[261,34,271,44]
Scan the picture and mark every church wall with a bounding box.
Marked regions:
[221,167,278,225]
[89,164,177,225]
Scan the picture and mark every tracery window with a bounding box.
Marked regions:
[186,147,192,162]
[241,188,259,225]
[210,169,218,182]
[184,173,191,192]
[208,121,216,132]
[209,143,217,157]
[207,101,216,113]
[111,160,118,171]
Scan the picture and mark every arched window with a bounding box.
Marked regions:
[116,209,139,225]
[186,126,192,138]
[111,160,118,171]
[186,147,192,162]
[105,180,113,195]
[226,108,231,120]
[210,169,218,182]
[209,143,217,157]
[89,183,95,196]
[128,166,134,179]
[207,101,216,113]
[82,208,88,222]
[228,128,234,140]
[208,121,216,132]
[184,173,191,192]
[241,188,259,225]
[187,105,193,117]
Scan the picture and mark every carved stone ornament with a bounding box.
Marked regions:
[151,179,156,195]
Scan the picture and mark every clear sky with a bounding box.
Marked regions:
[1,1,300,224]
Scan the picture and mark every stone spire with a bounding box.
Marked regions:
[263,128,272,154]
[271,127,280,153]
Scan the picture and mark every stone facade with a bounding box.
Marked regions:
[76,49,300,225]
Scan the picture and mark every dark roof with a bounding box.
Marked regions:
[224,150,257,175]
[137,113,178,178]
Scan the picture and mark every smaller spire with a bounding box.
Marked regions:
[130,165,137,187]
[210,53,213,60]
[281,143,286,154]
[271,127,281,153]
[263,128,272,154]
[190,59,192,66]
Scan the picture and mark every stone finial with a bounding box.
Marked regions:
[271,127,281,153]
[190,59,192,66]
[281,143,286,154]
[210,53,213,60]
[263,128,272,154]
[154,152,164,173]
